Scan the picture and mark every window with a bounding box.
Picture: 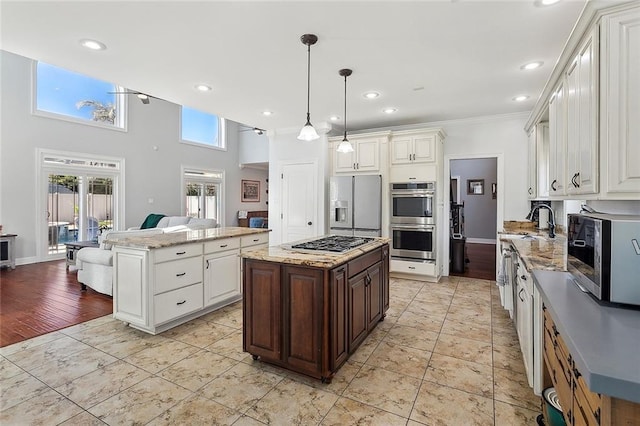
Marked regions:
[34,61,126,129]
[183,168,224,225]
[181,106,226,149]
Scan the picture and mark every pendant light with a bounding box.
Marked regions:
[336,68,354,153]
[297,34,320,141]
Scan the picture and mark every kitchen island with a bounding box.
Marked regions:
[241,237,390,382]
[109,227,269,334]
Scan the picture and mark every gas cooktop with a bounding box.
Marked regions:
[290,235,373,253]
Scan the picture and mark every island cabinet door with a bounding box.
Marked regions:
[330,266,348,370]
[282,266,324,376]
[366,261,383,330]
[243,260,282,361]
[348,270,368,352]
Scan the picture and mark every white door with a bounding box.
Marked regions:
[281,162,317,244]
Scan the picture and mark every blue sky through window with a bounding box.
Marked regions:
[36,62,116,121]
[181,107,220,147]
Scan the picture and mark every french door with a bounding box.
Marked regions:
[38,149,123,261]
[183,168,224,224]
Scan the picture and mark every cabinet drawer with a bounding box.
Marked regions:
[241,233,269,248]
[154,282,203,325]
[155,256,203,294]
[204,237,240,254]
[154,243,202,264]
[576,372,601,415]
[390,259,436,276]
[348,248,381,277]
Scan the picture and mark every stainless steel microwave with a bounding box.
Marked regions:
[567,213,640,306]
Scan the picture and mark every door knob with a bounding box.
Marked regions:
[307,221,312,226]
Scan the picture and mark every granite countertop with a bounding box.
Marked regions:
[498,224,567,272]
[533,270,640,403]
[241,237,390,269]
[106,227,270,249]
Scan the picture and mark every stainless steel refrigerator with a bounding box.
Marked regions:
[329,175,381,237]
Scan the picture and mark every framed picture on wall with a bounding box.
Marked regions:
[467,179,484,195]
[241,180,260,202]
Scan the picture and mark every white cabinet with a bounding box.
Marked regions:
[548,80,567,197]
[566,27,599,196]
[113,231,269,334]
[390,132,436,165]
[600,6,640,198]
[527,128,538,199]
[204,250,240,307]
[333,134,383,173]
[515,256,534,388]
[388,128,445,183]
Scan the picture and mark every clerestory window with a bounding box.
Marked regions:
[180,106,226,150]
[34,61,126,129]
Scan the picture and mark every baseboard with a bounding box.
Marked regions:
[466,238,496,245]
[16,256,51,266]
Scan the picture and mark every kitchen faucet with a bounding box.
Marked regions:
[526,204,556,238]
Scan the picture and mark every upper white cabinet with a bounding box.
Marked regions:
[548,80,567,197]
[332,132,389,173]
[526,3,640,200]
[600,7,640,197]
[390,132,436,165]
[566,27,599,196]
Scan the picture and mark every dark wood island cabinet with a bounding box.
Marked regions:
[243,242,389,382]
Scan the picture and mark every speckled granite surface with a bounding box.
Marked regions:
[106,227,270,249]
[241,237,390,269]
[499,222,566,271]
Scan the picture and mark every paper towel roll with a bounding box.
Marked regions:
[538,209,549,230]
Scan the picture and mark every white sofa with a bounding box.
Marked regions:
[76,216,217,296]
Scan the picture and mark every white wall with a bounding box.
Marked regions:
[0,50,267,263]
[267,123,330,246]
[239,130,268,165]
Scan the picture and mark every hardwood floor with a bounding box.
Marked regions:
[450,242,496,281]
[0,260,112,347]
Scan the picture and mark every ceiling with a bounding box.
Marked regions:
[0,1,587,133]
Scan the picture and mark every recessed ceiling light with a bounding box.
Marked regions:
[329,115,340,121]
[195,84,212,92]
[521,61,544,70]
[262,111,273,116]
[364,92,380,99]
[79,39,106,51]
[534,0,561,6]
[383,108,397,114]
[513,95,529,102]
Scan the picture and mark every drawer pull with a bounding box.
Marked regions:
[253,238,259,242]
[408,266,416,270]
[552,325,559,337]
[176,272,186,277]
[176,300,187,305]
[176,251,186,255]
[520,274,527,281]
[220,244,228,248]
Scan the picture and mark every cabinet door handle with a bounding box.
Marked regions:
[356,163,359,169]
[206,260,210,269]
[575,172,580,188]
[518,288,525,302]
[551,179,557,191]
[175,251,186,255]
[528,187,533,195]
[552,325,559,337]
[176,300,187,305]
[176,272,186,277]
[353,163,356,170]
[520,274,527,281]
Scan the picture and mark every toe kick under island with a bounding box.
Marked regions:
[109,227,269,334]
[241,238,390,383]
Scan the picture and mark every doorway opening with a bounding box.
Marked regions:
[444,155,501,281]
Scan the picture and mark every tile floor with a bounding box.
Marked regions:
[0,276,541,425]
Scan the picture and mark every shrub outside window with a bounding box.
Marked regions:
[35,61,125,129]
[181,106,226,150]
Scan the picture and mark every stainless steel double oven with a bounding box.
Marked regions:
[390,182,435,261]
